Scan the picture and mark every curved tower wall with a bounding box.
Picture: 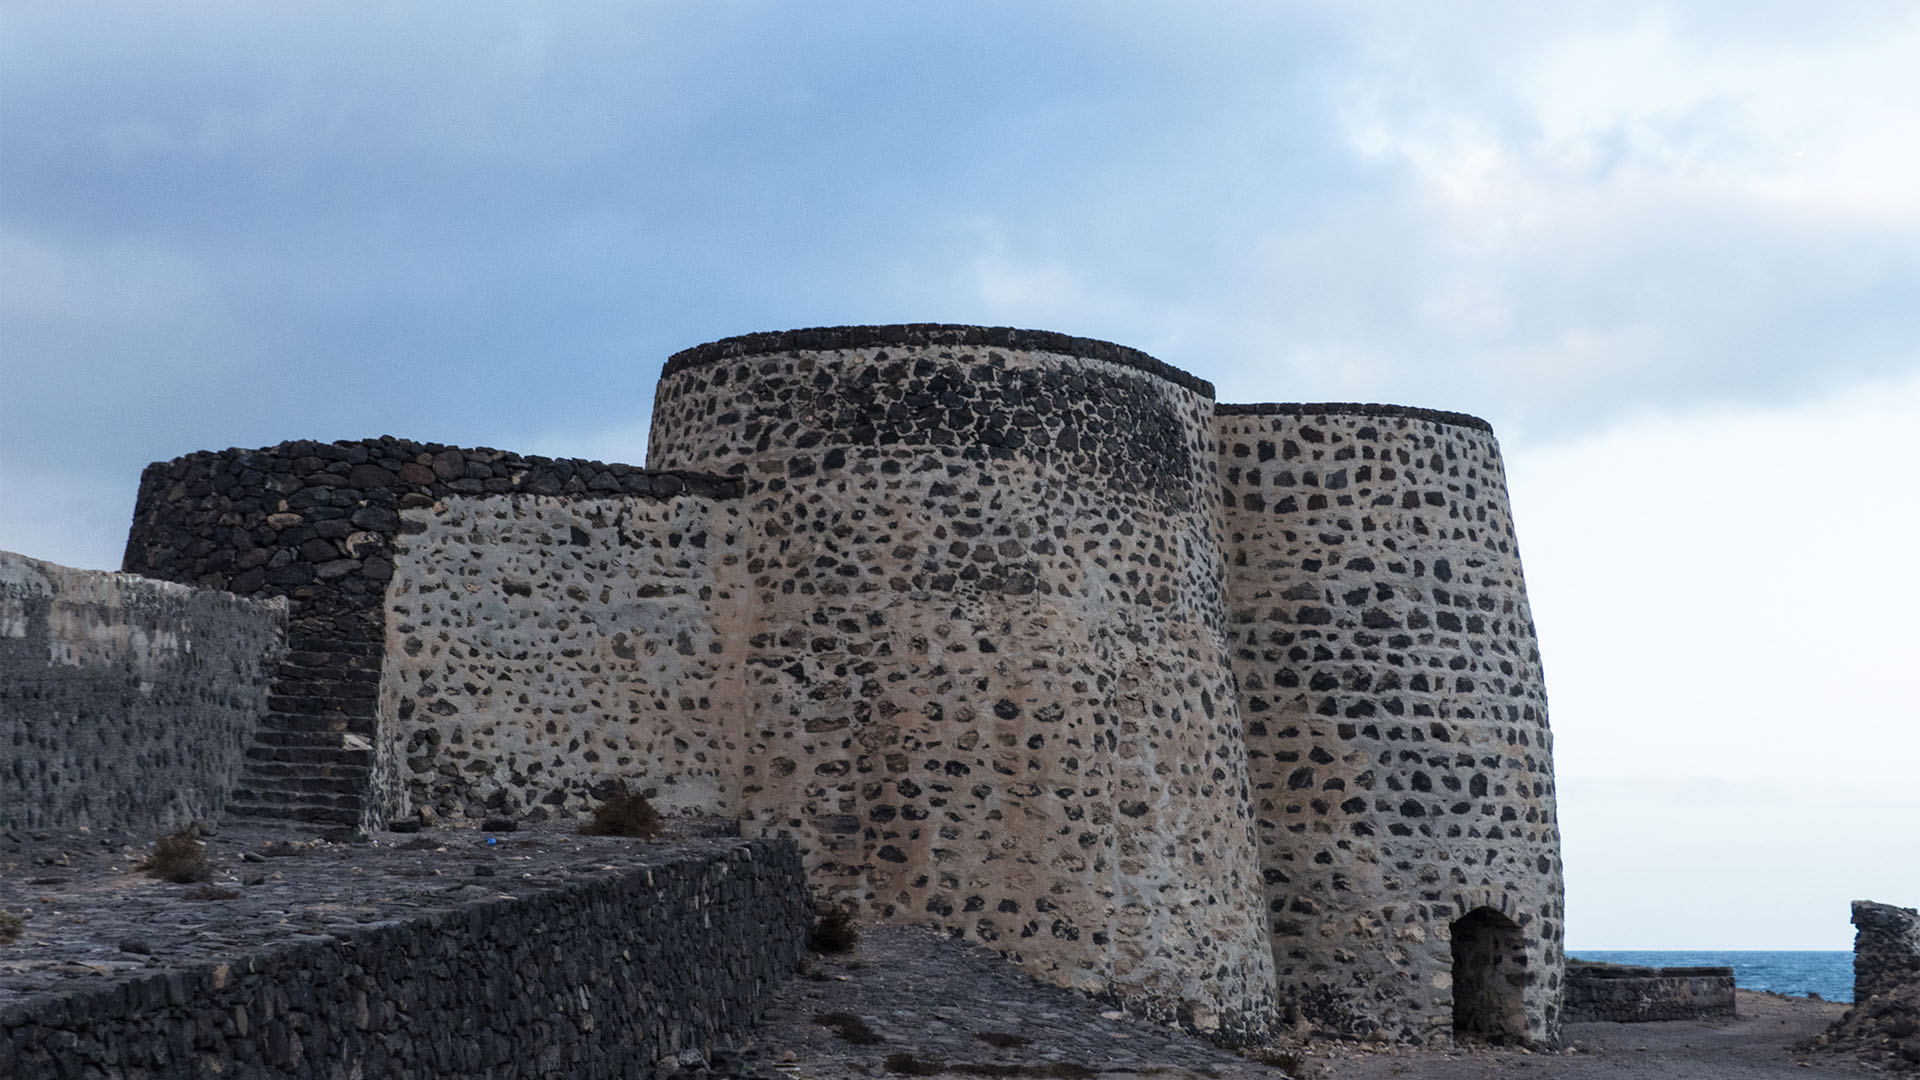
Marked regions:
[648,326,1276,1038]
[1214,404,1564,1046]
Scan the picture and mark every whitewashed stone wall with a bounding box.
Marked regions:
[378,494,747,820]
[647,326,1278,1040]
[1216,404,1564,1046]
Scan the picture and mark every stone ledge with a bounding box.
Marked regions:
[1214,401,1494,434]
[662,324,1217,398]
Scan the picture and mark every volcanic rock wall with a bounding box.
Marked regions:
[646,326,1277,1038]
[100,325,1567,1047]
[121,437,740,829]
[0,551,284,832]
[1563,963,1735,1023]
[380,493,748,819]
[1215,404,1564,1046]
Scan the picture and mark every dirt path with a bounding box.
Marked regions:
[720,934,1888,1080]
[1293,991,1879,1079]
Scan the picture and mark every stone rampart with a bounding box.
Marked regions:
[647,327,1276,1039]
[90,325,1569,1048]
[0,837,808,1079]
[1563,963,1736,1023]
[0,551,284,833]
[1215,404,1563,1046]
[121,437,740,829]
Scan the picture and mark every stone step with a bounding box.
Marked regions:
[237,771,369,797]
[256,714,374,736]
[242,758,370,779]
[222,800,361,828]
[226,788,363,811]
[245,745,372,767]
[251,729,368,749]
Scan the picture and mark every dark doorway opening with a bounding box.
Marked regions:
[1451,906,1528,1044]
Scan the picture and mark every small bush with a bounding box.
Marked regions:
[0,909,22,945]
[1238,1045,1312,1076]
[883,1053,944,1076]
[578,784,662,838]
[809,904,859,953]
[139,828,212,883]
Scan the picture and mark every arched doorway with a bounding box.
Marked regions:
[1451,906,1528,1044]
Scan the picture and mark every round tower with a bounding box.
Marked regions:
[1213,403,1564,1046]
[648,325,1275,1038]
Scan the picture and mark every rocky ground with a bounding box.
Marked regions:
[707,935,1896,1080]
[1,822,1902,1078]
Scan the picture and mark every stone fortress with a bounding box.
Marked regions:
[109,324,1565,1048]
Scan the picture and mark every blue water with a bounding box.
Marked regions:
[1571,951,1853,1004]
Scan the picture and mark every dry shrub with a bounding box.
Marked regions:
[813,1011,885,1045]
[0,910,22,945]
[809,904,859,953]
[578,784,662,838]
[139,828,212,883]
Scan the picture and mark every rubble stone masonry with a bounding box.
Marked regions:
[103,325,1565,1046]
[1215,404,1563,1045]
[0,551,284,832]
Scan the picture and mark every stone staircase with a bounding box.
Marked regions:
[223,729,371,830]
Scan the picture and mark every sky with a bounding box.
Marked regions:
[2,2,1914,948]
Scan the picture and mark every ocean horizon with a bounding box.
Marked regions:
[1569,950,1854,1004]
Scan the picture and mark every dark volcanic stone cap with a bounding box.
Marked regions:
[1214,401,1494,434]
[662,324,1216,399]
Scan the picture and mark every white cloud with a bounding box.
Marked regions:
[1506,374,1920,946]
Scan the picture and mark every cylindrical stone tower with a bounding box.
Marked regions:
[1214,403,1564,1046]
[648,325,1276,1038]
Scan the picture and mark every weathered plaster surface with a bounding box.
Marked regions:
[380,495,747,820]
[0,550,284,832]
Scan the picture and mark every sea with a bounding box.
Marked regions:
[1569,951,1854,1004]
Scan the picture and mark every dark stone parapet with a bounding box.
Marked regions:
[1564,963,1736,1023]
[1216,401,1494,434]
[663,324,1217,399]
[0,837,809,1079]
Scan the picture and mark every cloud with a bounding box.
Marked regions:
[3,3,1916,561]
[1506,373,1920,946]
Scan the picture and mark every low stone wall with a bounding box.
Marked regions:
[1564,963,1736,1023]
[0,837,809,1079]
[0,551,285,833]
